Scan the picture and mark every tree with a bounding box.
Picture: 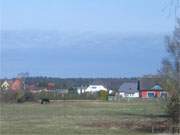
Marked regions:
[160,19,180,132]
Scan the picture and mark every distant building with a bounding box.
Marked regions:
[85,85,108,93]
[118,82,139,98]
[140,84,168,98]
[1,80,10,90]
[139,78,168,98]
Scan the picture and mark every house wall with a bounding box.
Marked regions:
[125,92,139,98]
[131,92,139,97]
[119,92,125,97]
[119,92,139,98]
[140,90,164,98]
[141,90,148,98]
[77,89,85,94]
[160,91,168,97]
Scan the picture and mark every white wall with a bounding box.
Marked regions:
[119,92,139,98]
[126,92,139,98]
[77,89,85,94]
[119,92,125,97]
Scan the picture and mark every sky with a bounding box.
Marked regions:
[1,0,175,32]
[0,0,177,78]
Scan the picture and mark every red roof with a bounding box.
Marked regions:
[11,79,22,91]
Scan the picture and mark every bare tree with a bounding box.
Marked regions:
[160,19,180,132]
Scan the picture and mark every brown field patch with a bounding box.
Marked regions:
[81,119,169,133]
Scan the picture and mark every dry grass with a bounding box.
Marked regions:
[0,100,167,135]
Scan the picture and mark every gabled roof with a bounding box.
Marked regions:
[118,82,138,93]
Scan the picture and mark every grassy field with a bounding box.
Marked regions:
[0,99,167,135]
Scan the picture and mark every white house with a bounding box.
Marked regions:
[1,81,10,90]
[118,82,139,98]
[85,85,108,93]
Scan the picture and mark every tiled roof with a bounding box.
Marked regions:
[118,82,138,93]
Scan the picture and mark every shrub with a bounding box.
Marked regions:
[0,90,17,102]
[98,90,108,101]
[0,90,38,103]
[167,94,180,124]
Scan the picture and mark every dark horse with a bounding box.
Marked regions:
[41,98,50,104]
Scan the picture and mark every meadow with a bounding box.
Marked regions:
[0,99,167,135]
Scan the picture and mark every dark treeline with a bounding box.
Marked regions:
[1,76,162,90]
[23,77,138,90]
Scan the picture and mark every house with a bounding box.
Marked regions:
[139,78,168,98]
[85,85,108,93]
[118,82,139,98]
[1,80,10,90]
[140,84,168,98]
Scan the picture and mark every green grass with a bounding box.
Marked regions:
[0,100,167,135]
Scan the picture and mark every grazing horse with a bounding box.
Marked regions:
[41,98,50,104]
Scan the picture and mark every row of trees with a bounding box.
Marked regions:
[24,77,138,90]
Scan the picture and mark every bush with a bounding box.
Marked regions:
[167,94,180,124]
[0,90,37,103]
[15,90,25,103]
[98,90,108,101]
[24,91,38,102]
[37,91,100,100]
[0,90,17,102]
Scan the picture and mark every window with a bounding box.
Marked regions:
[161,92,167,97]
[148,92,155,97]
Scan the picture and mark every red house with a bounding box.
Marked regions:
[140,82,168,98]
